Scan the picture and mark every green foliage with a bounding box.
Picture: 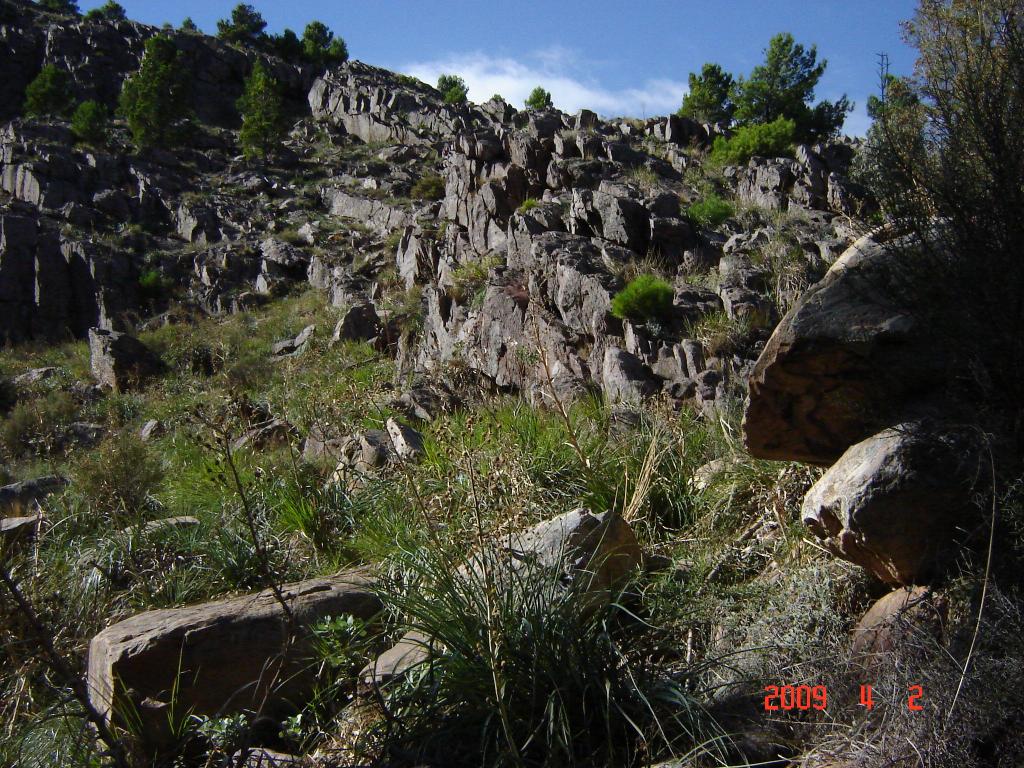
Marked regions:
[370,543,725,767]
[118,35,190,148]
[36,0,78,13]
[84,1,125,21]
[70,100,108,144]
[516,197,539,214]
[686,310,754,357]
[678,62,734,124]
[611,274,674,323]
[137,267,171,300]
[237,61,286,160]
[448,255,501,304]
[709,116,795,166]
[525,85,553,110]
[436,73,468,105]
[271,28,302,59]
[23,65,71,118]
[216,3,266,46]
[74,432,164,519]
[180,16,198,32]
[732,32,851,141]
[302,21,348,67]
[686,193,734,227]
[410,172,445,201]
[0,390,77,458]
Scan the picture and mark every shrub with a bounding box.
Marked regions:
[709,116,795,166]
[516,197,539,214]
[84,1,125,21]
[611,274,674,323]
[119,35,190,148]
[237,61,285,160]
[686,193,734,228]
[410,172,445,201]
[138,267,172,300]
[0,390,78,457]
[436,74,468,105]
[74,432,164,519]
[180,17,199,32]
[23,65,72,118]
[70,100,108,144]
[525,85,553,110]
[368,543,725,766]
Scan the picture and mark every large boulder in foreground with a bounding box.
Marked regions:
[743,234,946,465]
[801,423,985,585]
[87,570,381,744]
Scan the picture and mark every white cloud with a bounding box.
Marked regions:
[399,49,688,119]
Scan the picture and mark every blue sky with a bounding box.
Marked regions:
[85,1,919,136]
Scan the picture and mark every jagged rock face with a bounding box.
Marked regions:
[0,205,132,342]
[309,61,473,145]
[735,142,872,217]
[1,0,313,125]
[801,423,985,585]
[743,234,945,465]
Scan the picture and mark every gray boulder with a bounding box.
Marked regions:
[801,423,985,585]
[89,328,163,392]
[87,570,381,746]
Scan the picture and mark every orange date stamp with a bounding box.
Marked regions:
[763,684,925,711]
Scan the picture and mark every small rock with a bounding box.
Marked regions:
[13,367,58,386]
[232,419,297,453]
[0,476,67,515]
[138,419,163,442]
[271,324,315,357]
[332,302,381,343]
[1,513,45,551]
[122,516,201,538]
[386,418,424,461]
[850,587,948,663]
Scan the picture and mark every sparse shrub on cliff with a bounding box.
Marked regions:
[516,197,539,214]
[411,172,445,201]
[70,100,108,144]
[686,193,734,228]
[611,275,674,323]
[23,64,72,118]
[709,116,795,166]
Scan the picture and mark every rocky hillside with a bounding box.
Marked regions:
[2,2,1023,768]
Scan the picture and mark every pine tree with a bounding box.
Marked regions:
[677,63,734,124]
[23,65,72,118]
[732,32,851,141]
[237,61,285,160]
[71,100,108,144]
[437,74,468,105]
[302,21,348,67]
[525,86,553,110]
[118,35,190,148]
[216,4,266,47]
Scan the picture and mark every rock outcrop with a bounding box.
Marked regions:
[87,570,381,745]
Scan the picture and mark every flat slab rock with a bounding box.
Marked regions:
[87,570,381,738]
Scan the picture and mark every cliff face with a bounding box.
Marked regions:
[0,2,871,415]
